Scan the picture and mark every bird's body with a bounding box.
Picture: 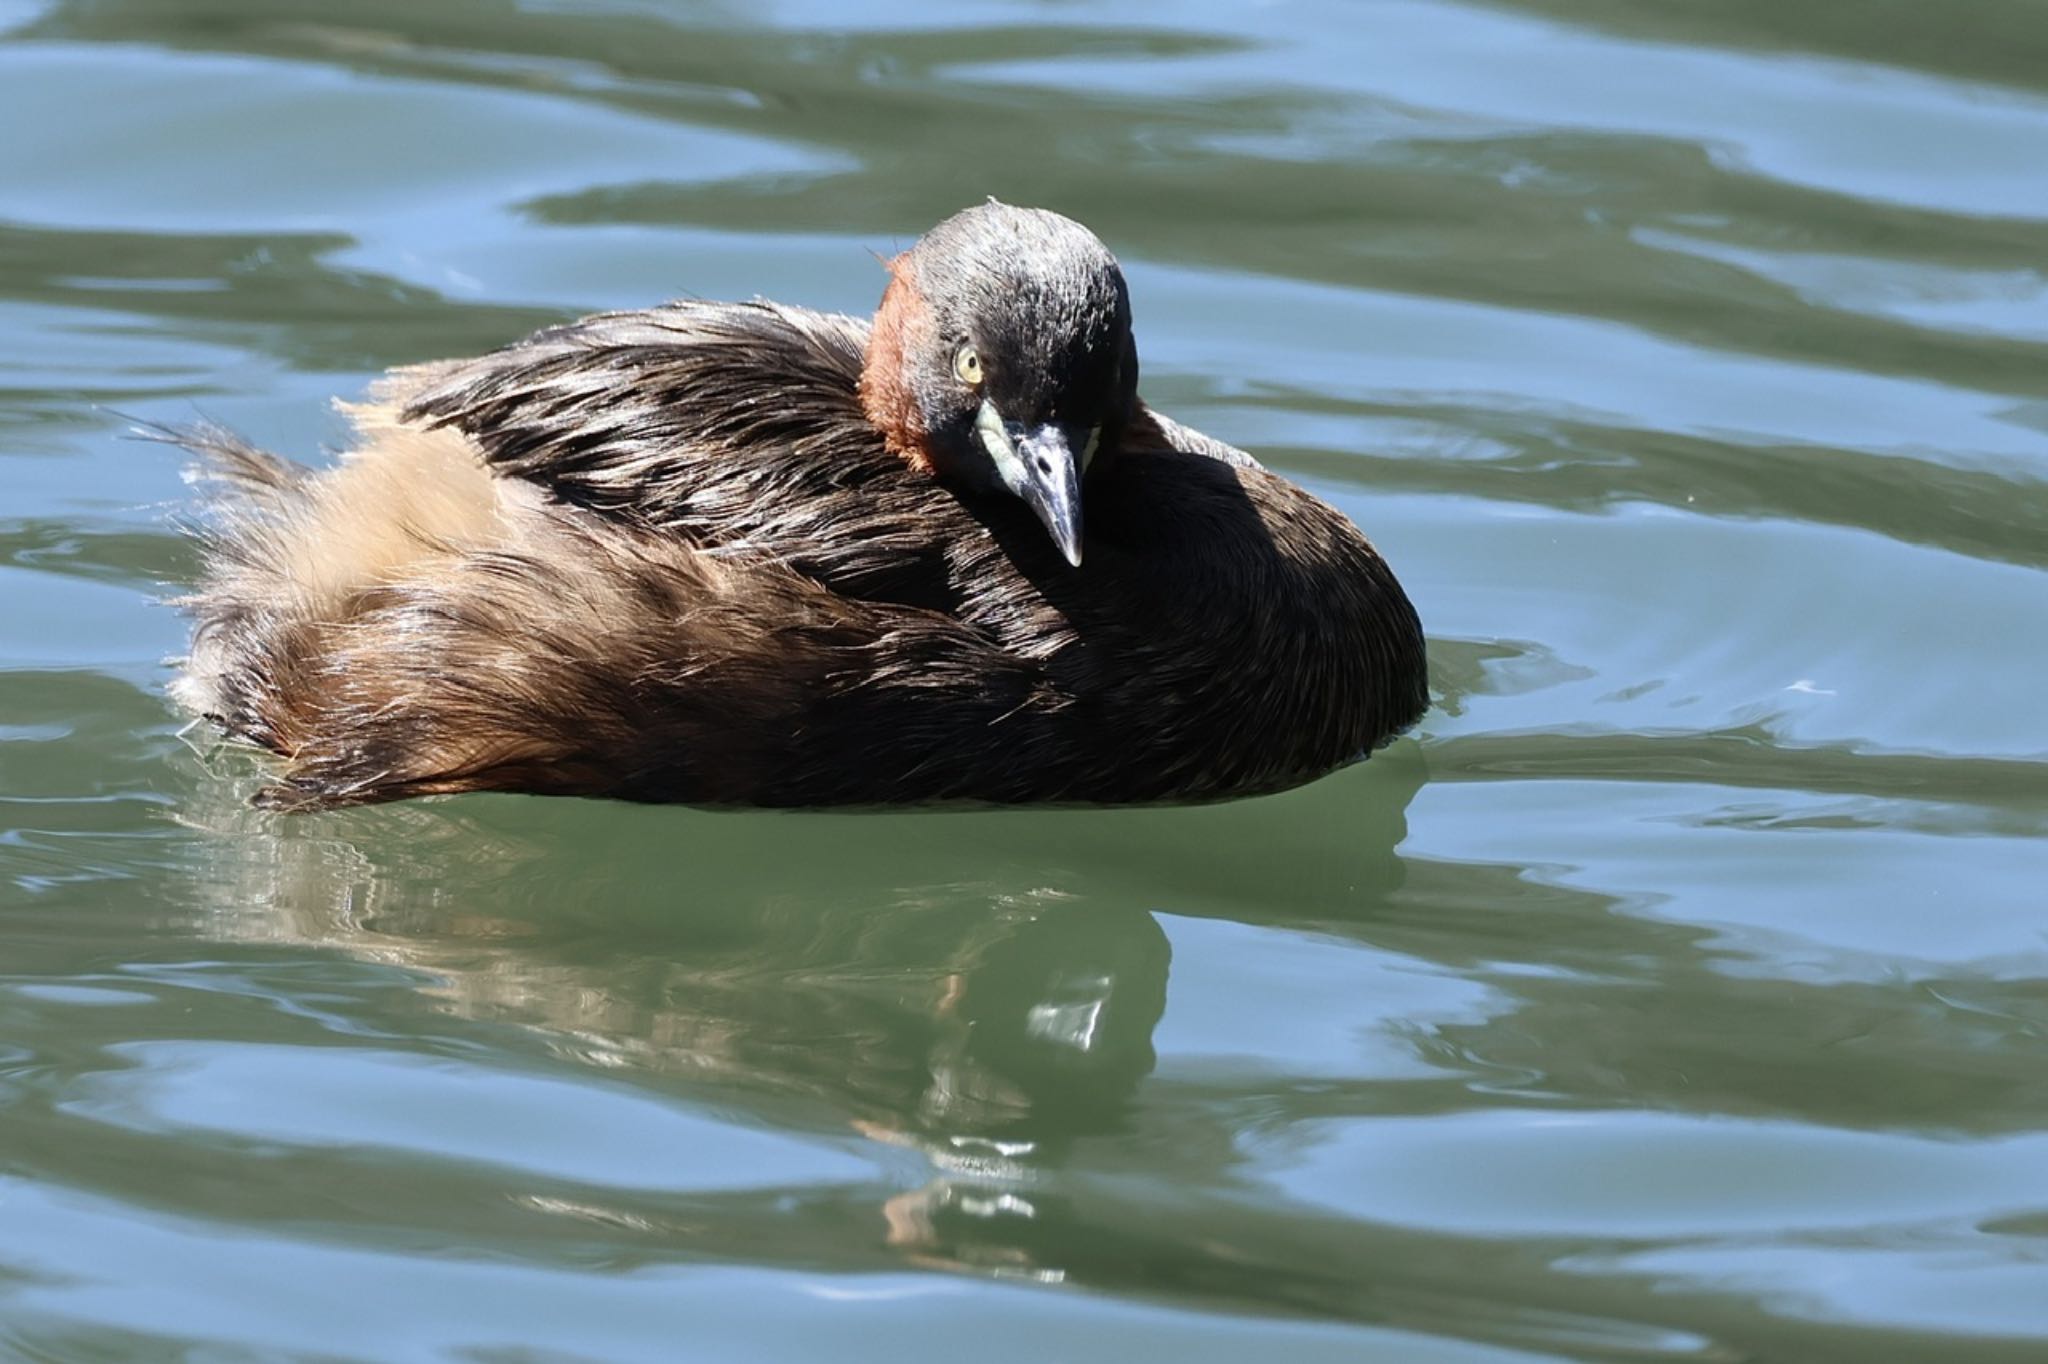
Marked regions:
[173,207,1427,810]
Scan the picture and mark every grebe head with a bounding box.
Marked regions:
[860,201,1139,567]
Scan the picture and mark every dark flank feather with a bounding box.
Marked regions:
[171,205,1427,810]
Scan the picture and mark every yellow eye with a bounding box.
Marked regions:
[954,346,982,385]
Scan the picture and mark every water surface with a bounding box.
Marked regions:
[3,1,2046,1359]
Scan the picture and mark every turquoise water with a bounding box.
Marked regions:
[4,1,2047,1359]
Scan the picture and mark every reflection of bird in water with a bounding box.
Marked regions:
[179,787,1174,1270]
[853,906,1170,1273]
[174,779,1174,1132]
[168,201,1426,810]
[906,905,1170,1140]
[168,739,1421,1281]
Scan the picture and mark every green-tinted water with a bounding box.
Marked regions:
[4,1,2047,1359]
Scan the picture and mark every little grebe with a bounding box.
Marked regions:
[172,203,1427,810]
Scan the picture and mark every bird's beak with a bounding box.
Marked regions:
[976,402,1085,567]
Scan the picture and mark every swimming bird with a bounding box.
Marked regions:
[171,202,1427,810]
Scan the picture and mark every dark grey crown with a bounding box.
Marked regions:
[909,202,1132,422]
